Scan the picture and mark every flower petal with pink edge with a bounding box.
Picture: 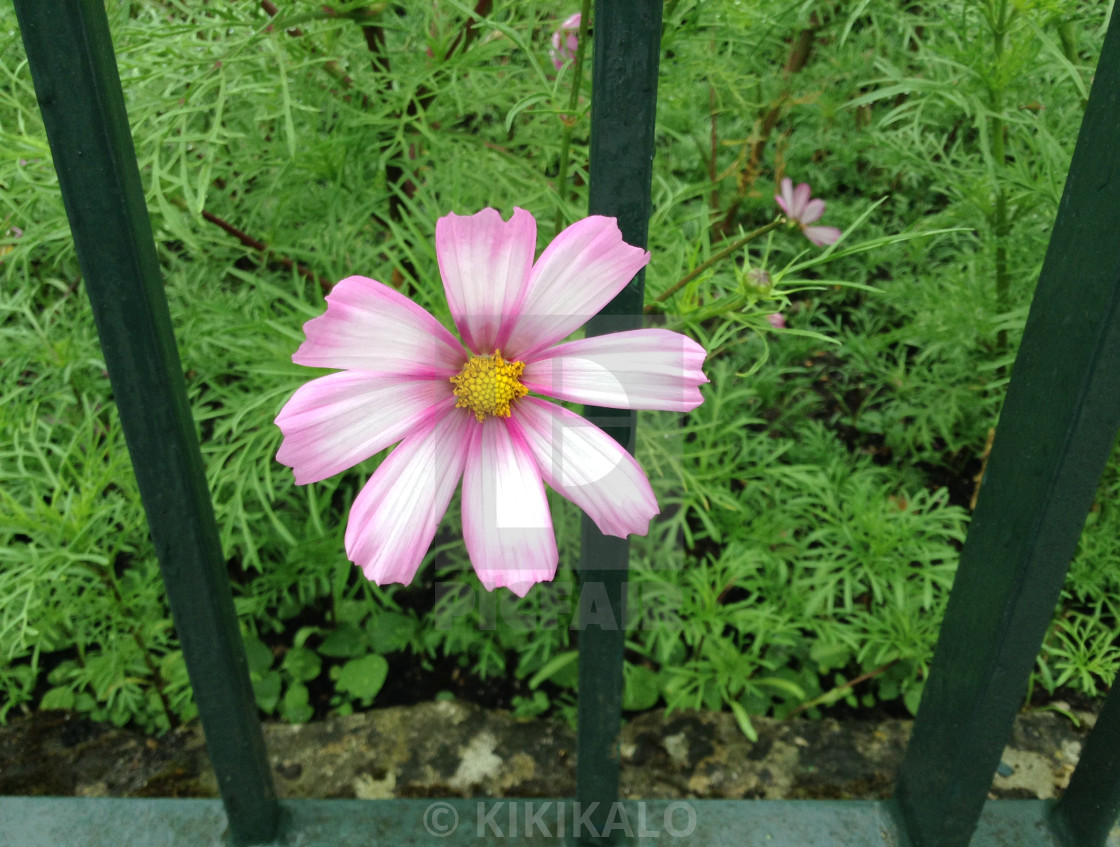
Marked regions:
[800,198,826,225]
[523,329,708,412]
[549,13,582,69]
[276,374,452,484]
[790,182,813,217]
[461,418,557,597]
[804,225,842,247]
[436,208,536,354]
[511,397,658,538]
[503,216,649,361]
[294,276,464,377]
[344,408,470,588]
[775,177,797,217]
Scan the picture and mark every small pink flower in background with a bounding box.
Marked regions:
[276,208,707,597]
[550,13,582,69]
[0,225,22,260]
[766,313,786,329]
[775,178,842,247]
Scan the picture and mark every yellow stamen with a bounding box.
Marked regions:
[450,349,529,422]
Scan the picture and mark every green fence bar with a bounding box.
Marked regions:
[893,7,1120,847]
[13,3,280,844]
[1052,678,1120,845]
[576,1,663,841]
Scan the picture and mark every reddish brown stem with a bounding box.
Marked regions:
[445,0,493,59]
[200,209,332,291]
[714,14,822,238]
[787,659,900,718]
[415,0,494,114]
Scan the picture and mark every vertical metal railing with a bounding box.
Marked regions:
[892,6,1120,847]
[1055,681,1120,846]
[12,2,280,844]
[576,2,662,842]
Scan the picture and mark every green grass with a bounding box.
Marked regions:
[1,0,1117,734]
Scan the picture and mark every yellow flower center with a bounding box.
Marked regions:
[450,349,529,422]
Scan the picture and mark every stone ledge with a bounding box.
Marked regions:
[0,701,1092,802]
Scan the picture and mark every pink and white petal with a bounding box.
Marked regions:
[503,216,649,361]
[800,197,827,225]
[790,182,813,218]
[344,409,470,588]
[462,418,558,597]
[511,398,658,538]
[804,225,842,246]
[294,276,464,377]
[276,374,453,485]
[776,178,795,216]
[435,208,536,354]
[522,329,708,412]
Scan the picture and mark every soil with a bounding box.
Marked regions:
[0,700,1095,803]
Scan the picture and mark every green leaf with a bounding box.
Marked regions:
[904,681,925,717]
[366,611,418,654]
[281,647,322,683]
[504,93,550,133]
[242,633,274,674]
[40,686,75,710]
[878,677,900,702]
[335,600,370,625]
[623,664,661,711]
[729,701,758,742]
[527,651,579,690]
[318,622,369,658]
[756,675,807,701]
[252,671,282,714]
[809,641,851,673]
[511,691,551,720]
[281,682,314,723]
[335,654,389,703]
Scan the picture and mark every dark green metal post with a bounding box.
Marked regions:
[577,2,662,843]
[893,8,1120,847]
[13,3,280,844]
[1051,678,1120,845]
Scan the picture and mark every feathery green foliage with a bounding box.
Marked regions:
[1,0,1115,733]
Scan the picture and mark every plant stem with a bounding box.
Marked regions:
[787,659,899,718]
[709,81,720,214]
[989,0,1011,353]
[95,560,176,727]
[716,12,820,237]
[552,0,593,238]
[645,218,782,313]
[194,204,333,291]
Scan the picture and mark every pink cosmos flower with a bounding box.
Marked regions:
[766,313,786,329]
[775,178,842,247]
[275,208,708,597]
[549,13,582,69]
